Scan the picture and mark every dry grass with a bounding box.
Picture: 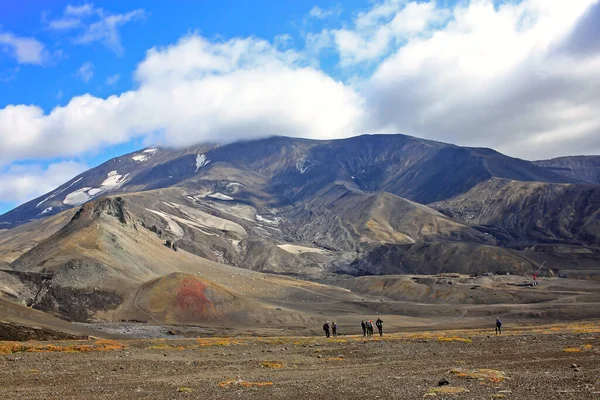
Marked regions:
[0,339,125,354]
[427,386,470,395]
[563,347,582,353]
[218,379,273,388]
[260,361,284,369]
[147,344,185,350]
[563,343,594,353]
[325,356,345,361]
[177,387,193,393]
[437,337,473,343]
[196,337,248,347]
[450,368,508,383]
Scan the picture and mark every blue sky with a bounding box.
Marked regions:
[1,0,599,214]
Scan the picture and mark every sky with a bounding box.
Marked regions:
[1,0,599,214]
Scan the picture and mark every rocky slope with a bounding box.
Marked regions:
[0,134,575,229]
[535,155,600,184]
[433,178,600,247]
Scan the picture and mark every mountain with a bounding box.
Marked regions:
[534,156,600,184]
[432,178,600,247]
[1,134,599,332]
[0,134,575,229]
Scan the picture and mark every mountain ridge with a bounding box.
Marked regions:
[0,134,581,229]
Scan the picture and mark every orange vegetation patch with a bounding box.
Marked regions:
[147,344,185,350]
[0,339,125,354]
[437,337,473,343]
[260,361,284,369]
[563,347,582,353]
[0,342,26,354]
[218,379,273,388]
[563,343,594,353]
[450,368,508,383]
[196,338,247,347]
[427,386,470,395]
[325,357,345,361]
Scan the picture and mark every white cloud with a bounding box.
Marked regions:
[105,74,120,85]
[75,62,94,82]
[0,34,365,165]
[309,5,342,19]
[364,0,600,159]
[48,4,145,54]
[0,31,47,65]
[65,4,95,16]
[309,0,446,65]
[0,161,87,204]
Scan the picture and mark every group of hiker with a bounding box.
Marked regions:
[322,317,503,337]
[322,318,384,338]
[362,318,383,337]
[322,321,339,338]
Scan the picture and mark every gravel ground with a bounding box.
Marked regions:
[1,325,599,399]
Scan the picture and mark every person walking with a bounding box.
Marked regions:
[332,321,338,337]
[361,320,367,337]
[376,317,383,337]
[323,321,331,338]
[495,317,502,335]
[366,320,373,337]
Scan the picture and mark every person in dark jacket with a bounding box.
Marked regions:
[366,320,374,337]
[323,321,331,338]
[332,322,338,337]
[495,317,502,335]
[361,320,367,337]
[376,318,383,337]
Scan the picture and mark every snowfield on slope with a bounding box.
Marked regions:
[277,244,328,255]
[63,171,130,206]
[132,149,157,162]
[195,154,210,172]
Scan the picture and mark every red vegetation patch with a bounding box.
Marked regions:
[175,276,212,312]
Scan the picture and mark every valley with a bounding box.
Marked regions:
[0,134,598,341]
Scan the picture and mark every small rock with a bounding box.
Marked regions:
[438,378,450,386]
[574,367,581,372]
[337,355,344,359]
[163,353,168,357]
[317,355,322,358]
[571,364,579,368]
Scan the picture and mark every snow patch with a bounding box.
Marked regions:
[256,214,281,225]
[195,154,210,172]
[39,207,53,215]
[147,209,185,239]
[36,177,83,208]
[62,170,130,206]
[207,193,233,201]
[63,188,93,206]
[133,149,157,162]
[132,154,148,162]
[296,160,309,174]
[102,170,128,188]
[163,202,246,235]
[277,244,328,255]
